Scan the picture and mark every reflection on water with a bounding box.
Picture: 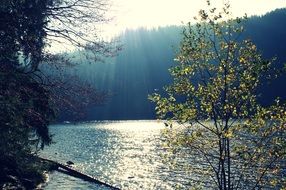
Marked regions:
[41,120,185,190]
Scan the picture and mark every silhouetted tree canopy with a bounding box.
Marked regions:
[0,0,113,187]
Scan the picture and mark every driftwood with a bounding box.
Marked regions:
[40,157,120,190]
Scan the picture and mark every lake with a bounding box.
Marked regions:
[41,120,189,190]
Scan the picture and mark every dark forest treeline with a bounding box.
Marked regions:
[64,8,286,120]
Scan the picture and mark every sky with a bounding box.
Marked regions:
[48,0,286,52]
[102,0,286,37]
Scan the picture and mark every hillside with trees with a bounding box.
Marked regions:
[67,8,286,120]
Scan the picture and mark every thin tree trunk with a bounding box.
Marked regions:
[227,137,231,189]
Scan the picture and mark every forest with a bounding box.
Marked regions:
[58,8,286,121]
[0,0,285,189]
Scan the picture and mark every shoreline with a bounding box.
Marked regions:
[37,171,50,189]
[1,156,57,190]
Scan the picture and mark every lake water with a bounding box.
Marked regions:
[41,120,188,190]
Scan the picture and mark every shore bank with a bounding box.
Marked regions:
[1,156,57,190]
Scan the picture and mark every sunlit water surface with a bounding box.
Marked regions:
[41,120,187,190]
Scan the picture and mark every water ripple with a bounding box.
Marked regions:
[41,120,184,190]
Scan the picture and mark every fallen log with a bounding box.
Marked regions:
[39,157,120,190]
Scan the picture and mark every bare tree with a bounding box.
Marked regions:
[44,0,120,61]
[38,0,119,121]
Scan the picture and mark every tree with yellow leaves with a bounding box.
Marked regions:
[149,2,286,189]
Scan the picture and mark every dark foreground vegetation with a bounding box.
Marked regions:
[0,0,114,188]
[0,156,56,189]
